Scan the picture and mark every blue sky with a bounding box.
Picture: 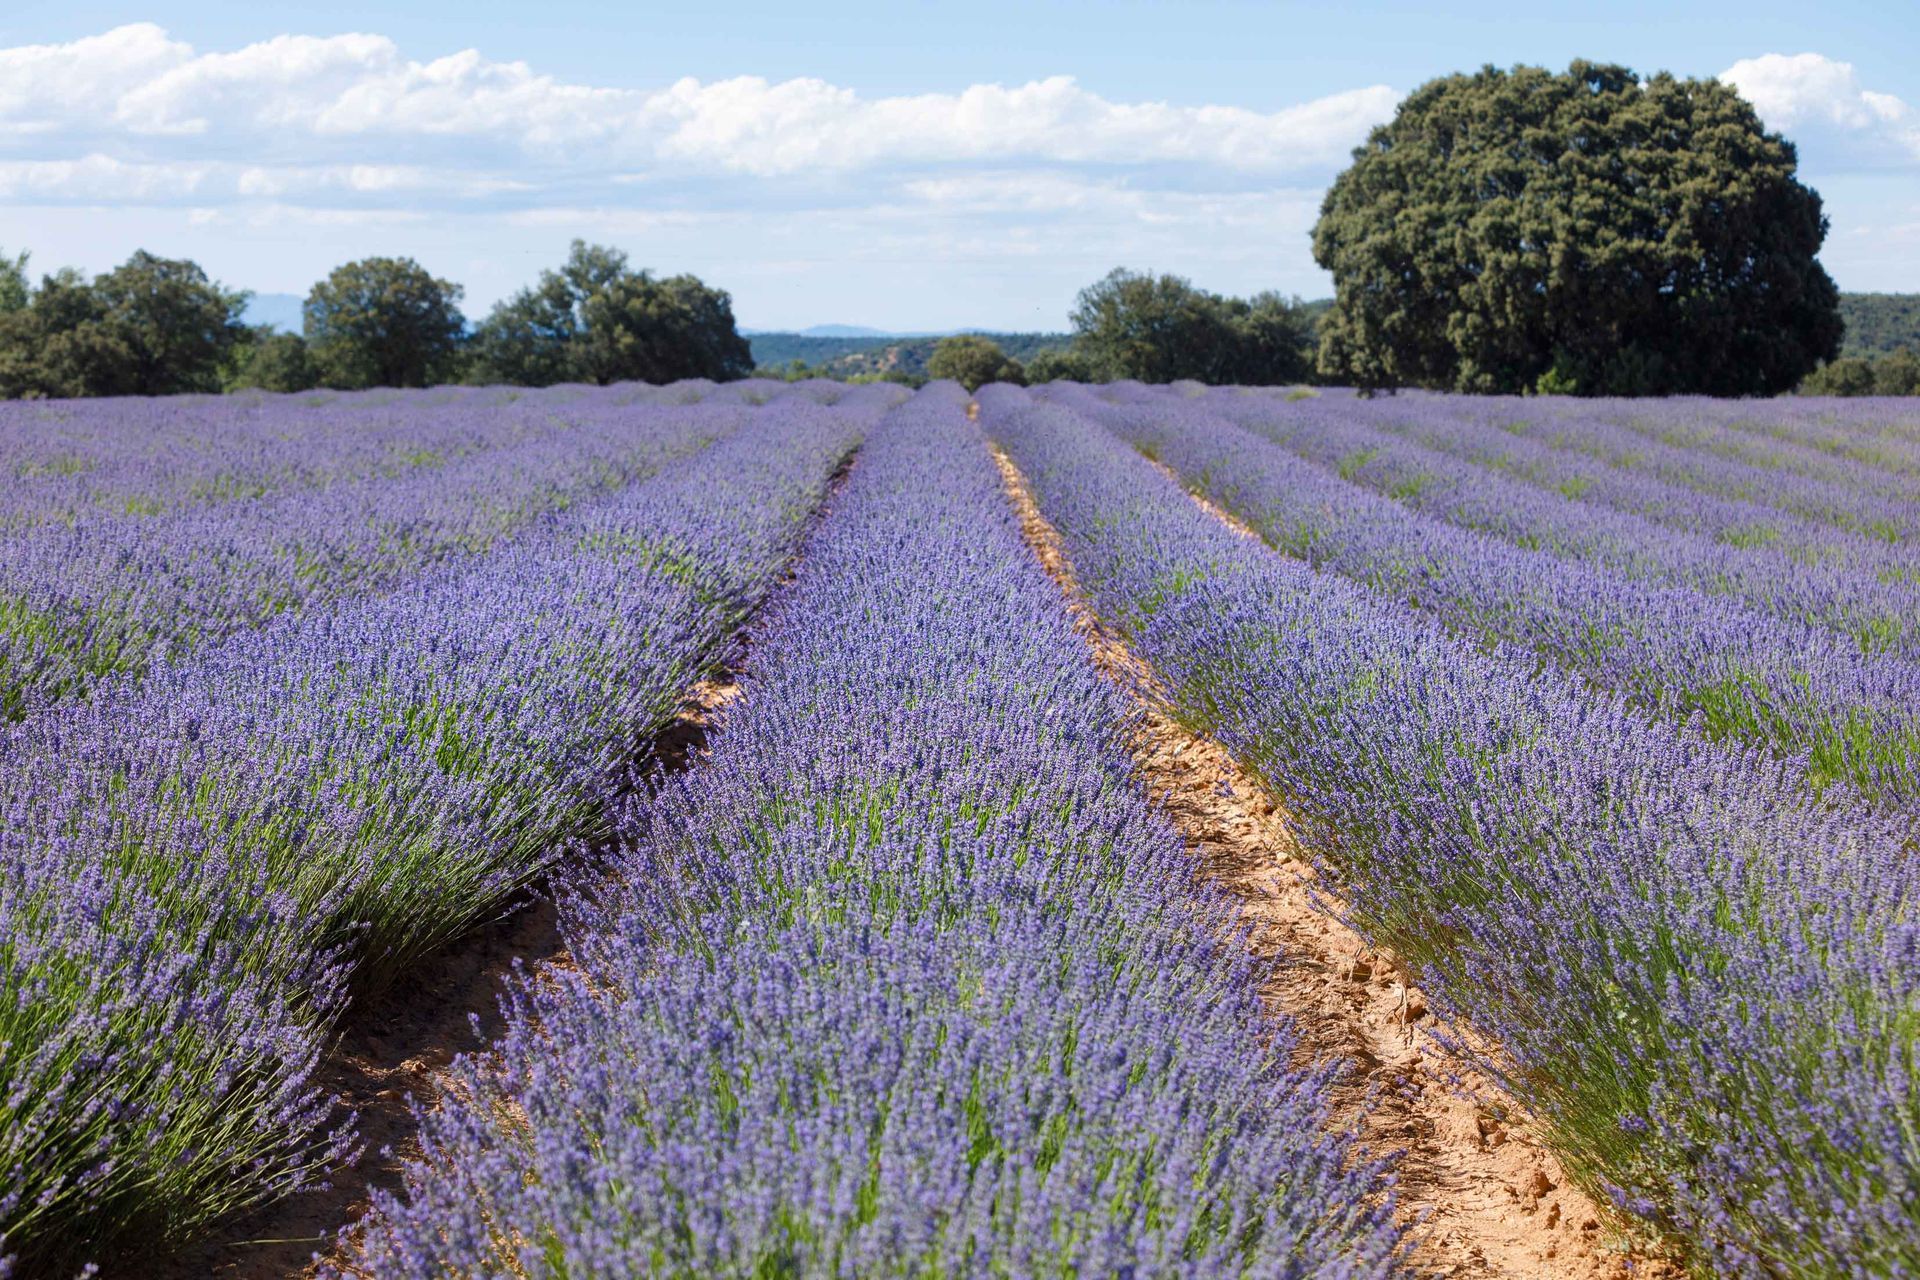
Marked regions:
[2,1,1916,329]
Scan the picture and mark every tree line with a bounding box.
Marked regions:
[800,271,1323,392]
[0,241,752,399]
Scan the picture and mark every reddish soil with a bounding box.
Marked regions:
[991,441,1671,1279]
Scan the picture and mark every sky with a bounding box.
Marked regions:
[1,1,1916,331]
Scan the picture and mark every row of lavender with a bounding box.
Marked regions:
[983,386,1920,1277]
[1207,389,1920,652]
[332,388,1404,1276]
[1282,390,1920,542]
[1052,385,1920,814]
[0,384,861,720]
[1282,393,1920,568]
[1571,396,1920,510]
[0,385,892,1274]
[0,380,766,530]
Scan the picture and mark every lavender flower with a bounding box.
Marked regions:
[336,385,1402,1279]
[983,385,1920,1277]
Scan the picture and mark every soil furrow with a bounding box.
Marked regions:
[990,438,1658,1279]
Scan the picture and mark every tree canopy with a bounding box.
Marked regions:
[226,330,319,394]
[0,251,247,399]
[0,250,28,315]
[1068,269,1315,385]
[1312,61,1842,396]
[1023,347,1095,383]
[470,241,752,386]
[304,257,467,390]
[926,335,1027,391]
[1800,350,1920,397]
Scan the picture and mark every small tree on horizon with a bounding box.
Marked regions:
[470,241,752,386]
[927,335,1027,391]
[1069,269,1314,385]
[304,257,466,390]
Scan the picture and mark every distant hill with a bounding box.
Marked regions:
[1839,294,1920,358]
[750,331,1072,376]
[794,324,896,338]
[242,292,305,333]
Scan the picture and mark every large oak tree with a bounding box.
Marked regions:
[1312,61,1842,396]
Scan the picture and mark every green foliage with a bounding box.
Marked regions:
[926,335,1026,392]
[225,329,319,393]
[1024,347,1096,383]
[1877,350,1920,395]
[1313,61,1843,396]
[1837,293,1920,359]
[754,358,926,388]
[94,253,251,396]
[470,241,752,386]
[304,257,466,390]
[1069,269,1315,385]
[0,252,247,399]
[746,330,1069,376]
[1800,349,1920,396]
[0,249,28,315]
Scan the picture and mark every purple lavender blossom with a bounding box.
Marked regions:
[335,386,1403,1278]
[982,385,1920,1277]
[1045,383,1920,814]
[0,383,895,1273]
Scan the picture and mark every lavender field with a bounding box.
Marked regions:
[2,380,1917,1279]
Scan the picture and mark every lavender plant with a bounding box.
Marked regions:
[1407,394,1920,543]
[0,384,630,530]
[983,387,1920,1278]
[336,387,1403,1279]
[1188,387,1920,655]
[0,386,893,1274]
[1050,385,1920,814]
[0,388,767,719]
[1272,389,1920,580]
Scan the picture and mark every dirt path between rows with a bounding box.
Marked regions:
[990,439,1665,1279]
[147,456,855,1280]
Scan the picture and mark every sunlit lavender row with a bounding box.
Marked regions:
[1046,384,1920,812]
[1206,388,1920,653]
[0,383,891,1273]
[1346,392,1920,542]
[336,387,1403,1278]
[0,380,792,531]
[982,385,1919,1277]
[0,384,848,719]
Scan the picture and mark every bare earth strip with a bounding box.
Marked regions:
[991,439,1666,1279]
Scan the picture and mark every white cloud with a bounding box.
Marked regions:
[0,153,525,203]
[0,24,1393,187]
[1721,53,1920,167]
[0,154,221,200]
